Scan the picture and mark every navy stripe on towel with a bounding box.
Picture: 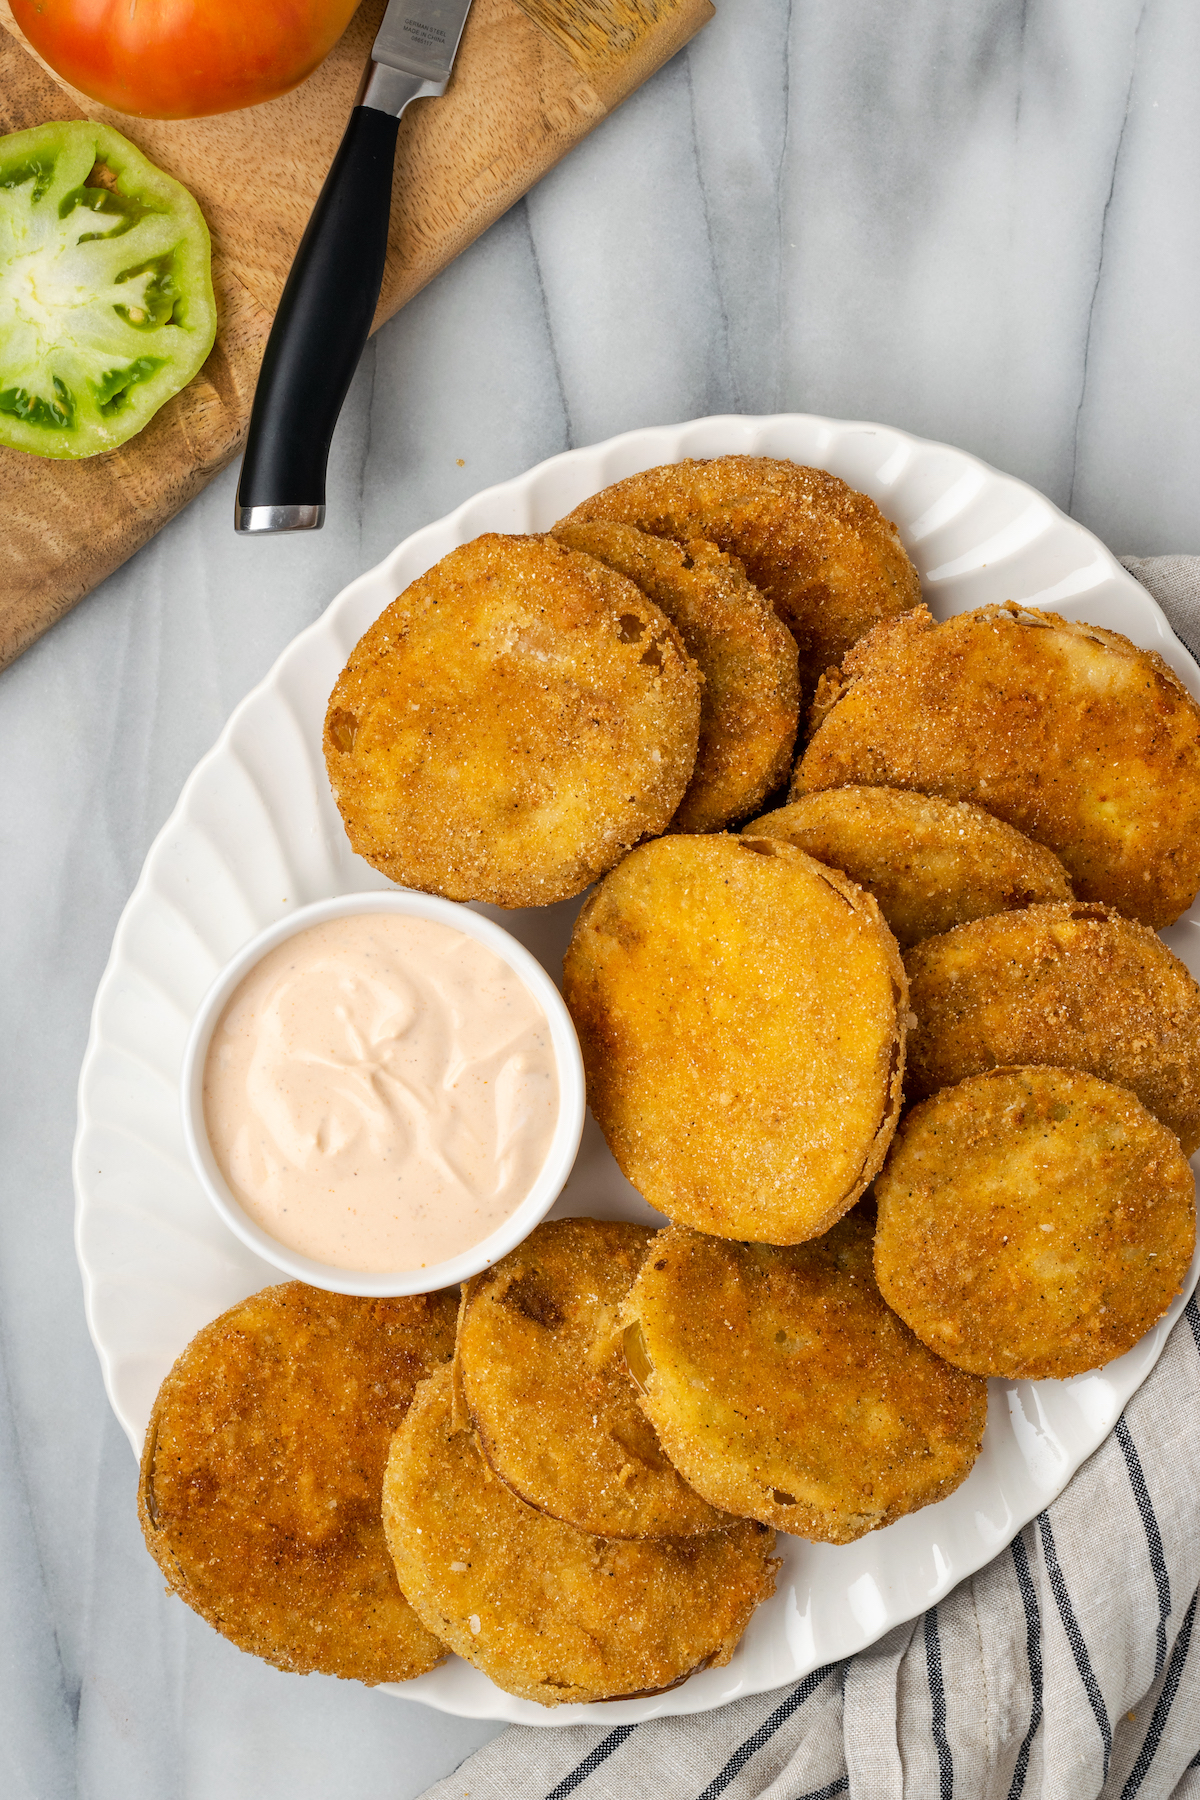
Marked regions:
[545,1725,638,1800]
[693,1663,840,1800]
[1006,1530,1044,1800]
[1120,1588,1199,1800]
[1185,1292,1200,1360]
[1038,1511,1113,1782]
[1115,1416,1172,1679]
[925,1607,954,1799]
[793,1783,849,1800]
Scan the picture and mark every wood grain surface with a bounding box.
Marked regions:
[0,0,713,670]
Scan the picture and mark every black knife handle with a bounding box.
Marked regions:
[235,105,399,530]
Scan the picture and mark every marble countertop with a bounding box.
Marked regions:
[4,1,1199,1793]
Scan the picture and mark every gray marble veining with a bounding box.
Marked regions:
[3,2,1199,1794]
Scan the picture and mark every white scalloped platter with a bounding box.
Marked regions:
[76,414,1200,1726]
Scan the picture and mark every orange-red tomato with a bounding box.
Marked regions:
[11,0,362,119]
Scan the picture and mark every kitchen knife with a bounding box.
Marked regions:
[234,0,476,533]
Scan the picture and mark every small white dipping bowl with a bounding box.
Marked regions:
[181,890,585,1296]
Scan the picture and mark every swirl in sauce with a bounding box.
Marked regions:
[202,914,559,1272]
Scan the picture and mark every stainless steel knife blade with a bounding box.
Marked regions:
[362,0,477,116]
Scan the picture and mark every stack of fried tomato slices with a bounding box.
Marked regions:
[141,458,1200,1705]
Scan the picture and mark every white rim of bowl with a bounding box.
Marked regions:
[179,890,586,1296]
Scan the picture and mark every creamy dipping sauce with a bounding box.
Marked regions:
[202,913,560,1272]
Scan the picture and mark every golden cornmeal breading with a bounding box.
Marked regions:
[456,1217,729,1539]
[323,533,701,908]
[562,833,907,1244]
[874,1067,1196,1381]
[619,1211,987,1542]
[382,1367,778,1706]
[746,787,1073,948]
[138,1284,456,1683]
[556,456,921,699]
[904,902,1200,1152]
[795,603,1200,927]
[551,520,799,832]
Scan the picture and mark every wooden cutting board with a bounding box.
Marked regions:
[0,0,713,670]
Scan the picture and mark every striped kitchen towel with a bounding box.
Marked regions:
[419,556,1200,1800]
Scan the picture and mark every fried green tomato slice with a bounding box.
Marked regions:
[562,833,907,1243]
[796,603,1200,927]
[324,534,700,906]
[382,1366,777,1706]
[551,520,800,831]
[874,1068,1196,1380]
[904,901,1200,1153]
[138,1283,455,1683]
[556,457,921,699]
[456,1217,729,1539]
[747,787,1073,948]
[619,1211,987,1542]
[0,121,217,457]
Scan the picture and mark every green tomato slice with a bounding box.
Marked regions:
[0,120,217,459]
